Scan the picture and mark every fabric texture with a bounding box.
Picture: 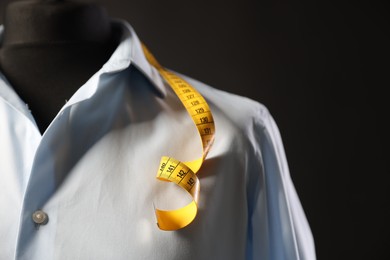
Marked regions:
[0,19,316,260]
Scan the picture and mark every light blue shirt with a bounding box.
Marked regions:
[0,19,315,260]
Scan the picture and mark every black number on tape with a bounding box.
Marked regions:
[177,170,186,178]
[167,165,175,173]
[195,108,204,114]
[187,178,195,186]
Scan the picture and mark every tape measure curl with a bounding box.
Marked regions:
[142,43,215,231]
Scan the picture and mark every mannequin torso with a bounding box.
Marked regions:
[0,0,119,133]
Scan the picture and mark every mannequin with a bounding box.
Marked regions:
[0,0,120,133]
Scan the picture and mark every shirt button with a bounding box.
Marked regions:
[32,210,49,225]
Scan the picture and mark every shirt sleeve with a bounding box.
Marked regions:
[245,107,316,260]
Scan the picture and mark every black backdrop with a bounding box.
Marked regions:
[0,1,388,259]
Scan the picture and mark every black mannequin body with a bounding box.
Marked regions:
[0,0,120,133]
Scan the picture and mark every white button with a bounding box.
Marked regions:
[32,210,49,225]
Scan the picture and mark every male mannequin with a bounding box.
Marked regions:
[0,0,119,133]
[0,1,316,259]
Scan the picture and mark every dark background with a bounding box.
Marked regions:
[1,0,388,259]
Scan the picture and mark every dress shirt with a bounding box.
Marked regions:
[0,19,315,260]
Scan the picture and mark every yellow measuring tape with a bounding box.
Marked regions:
[141,44,215,231]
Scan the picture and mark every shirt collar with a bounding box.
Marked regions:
[101,19,167,97]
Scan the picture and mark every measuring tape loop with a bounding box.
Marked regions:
[142,43,215,231]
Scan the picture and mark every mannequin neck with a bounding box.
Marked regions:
[1,0,112,47]
[0,0,120,133]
